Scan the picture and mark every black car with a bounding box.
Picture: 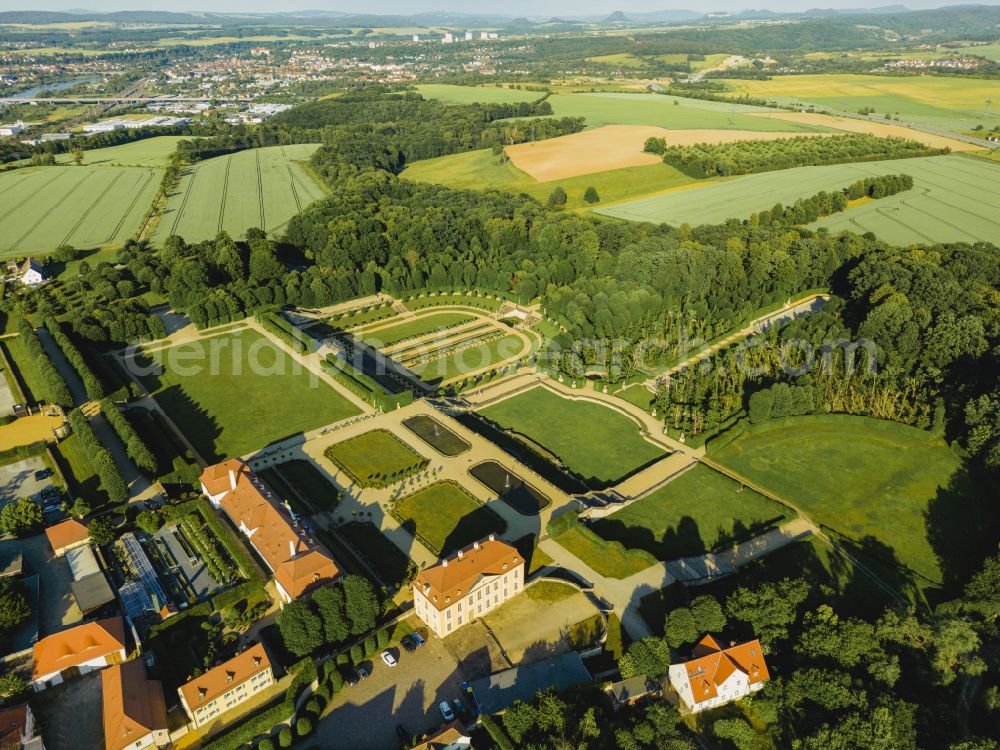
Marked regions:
[355,665,370,681]
[345,670,359,687]
[395,724,410,743]
[401,634,417,653]
[34,469,52,481]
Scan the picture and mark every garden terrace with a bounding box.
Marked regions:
[323,429,428,488]
[334,522,416,588]
[392,480,507,557]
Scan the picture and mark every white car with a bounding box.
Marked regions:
[439,701,455,722]
[380,650,397,667]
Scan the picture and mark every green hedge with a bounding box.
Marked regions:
[15,318,72,407]
[45,318,105,401]
[320,356,413,412]
[257,312,314,355]
[67,409,128,506]
[100,399,157,475]
[167,498,266,587]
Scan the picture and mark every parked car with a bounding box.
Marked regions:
[356,665,370,681]
[380,650,397,667]
[401,635,417,653]
[412,633,426,647]
[395,724,410,742]
[439,701,455,722]
[34,469,52,481]
[345,671,359,687]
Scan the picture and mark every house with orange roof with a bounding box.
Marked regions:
[410,721,472,750]
[31,617,127,692]
[44,519,89,558]
[200,459,339,604]
[412,536,524,638]
[177,643,274,728]
[0,702,45,750]
[102,660,169,750]
[667,634,770,714]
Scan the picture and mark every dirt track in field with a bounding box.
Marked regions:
[747,111,980,151]
[504,124,830,181]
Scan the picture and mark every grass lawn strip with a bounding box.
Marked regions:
[357,311,476,347]
[391,480,507,556]
[479,385,664,486]
[324,428,428,488]
[139,328,360,462]
[408,334,527,383]
[591,464,791,560]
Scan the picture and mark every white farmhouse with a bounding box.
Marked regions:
[668,634,770,713]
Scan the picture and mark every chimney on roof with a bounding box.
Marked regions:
[457,550,464,559]
[229,467,237,490]
[253,656,262,668]
[442,559,448,567]
[226,671,235,683]
[473,541,480,550]
[488,534,495,542]
[198,687,207,701]
[289,540,296,558]
[423,583,430,594]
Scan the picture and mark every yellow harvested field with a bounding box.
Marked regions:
[748,111,981,152]
[504,124,830,181]
[0,416,65,451]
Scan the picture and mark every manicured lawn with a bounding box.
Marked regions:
[408,333,528,384]
[359,311,476,348]
[272,459,340,511]
[526,581,575,604]
[51,432,108,508]
[713,416,997,590]
[615,383,655,411]
[324,429,427,487]
[139,329,360,462]
[479,386,665,487]
[392,480,506,556]
[552,523,654,579]
[591,465,790,560]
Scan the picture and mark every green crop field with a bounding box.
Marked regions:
[712,416,997,590]
[598,154,1000,245]
[392,480,506,556]
[402,148,697,209]
[56,136,187,167]
[480,386,665,487]
[135,329,360,462]
[591,464,791,560]
[968,44,1000,61]
[152,144,327,244]
[415,84,544,104]
[718,74,1000,133]
[0,164,160,257]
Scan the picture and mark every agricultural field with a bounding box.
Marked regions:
[415,84,544,104]
[967,44,1000,61]
[55,136,187,167]
[712,416,997,591]
[479,386,665,487]
[717,74,1000,133]
[0,164,160,257]
[152,144,327,244]
[134,329,360,462]
[598,154,1000,245]
[402,148,697,210]
[392,480,507,556]
[503,124,829,181]
[590,465,791,560]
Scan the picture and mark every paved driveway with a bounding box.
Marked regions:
[308,636,469,750]
[1,533,82,636]
[0,456,51,507]
[31,667,103,750]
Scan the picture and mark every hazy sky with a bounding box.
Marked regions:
[0,0,992,13]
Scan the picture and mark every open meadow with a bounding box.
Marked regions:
[712,416,998,592]
[718,74,1000,133]
[415,83,544,104]
[0,163,160,257]
[152,143,327,244]
[134,328,360,462]
[55,135,187,167]
[479,386,665,487]
[597,153,1000,245]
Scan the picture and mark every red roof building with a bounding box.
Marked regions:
[668,634,770,713]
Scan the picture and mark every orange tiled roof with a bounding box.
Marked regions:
[0,703,29,750]
[201,459,339,599]
[682,634,770,704]
[102,660,167,750]
[32,617,126,680]
[412,721,470,750]
[178,643,270,709]
[414,538,521,612]
[44,518,89,553]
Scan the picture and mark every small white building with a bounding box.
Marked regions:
[0,120,25,137]
[9,258,46,286]
[668,634,770,714]
[442,33,454,44]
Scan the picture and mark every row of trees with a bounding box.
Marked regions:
[44,318,104,401]
[99,399,157,476]
[14,318,72,407]
[67,409,128,510]
[644,133,943,177]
